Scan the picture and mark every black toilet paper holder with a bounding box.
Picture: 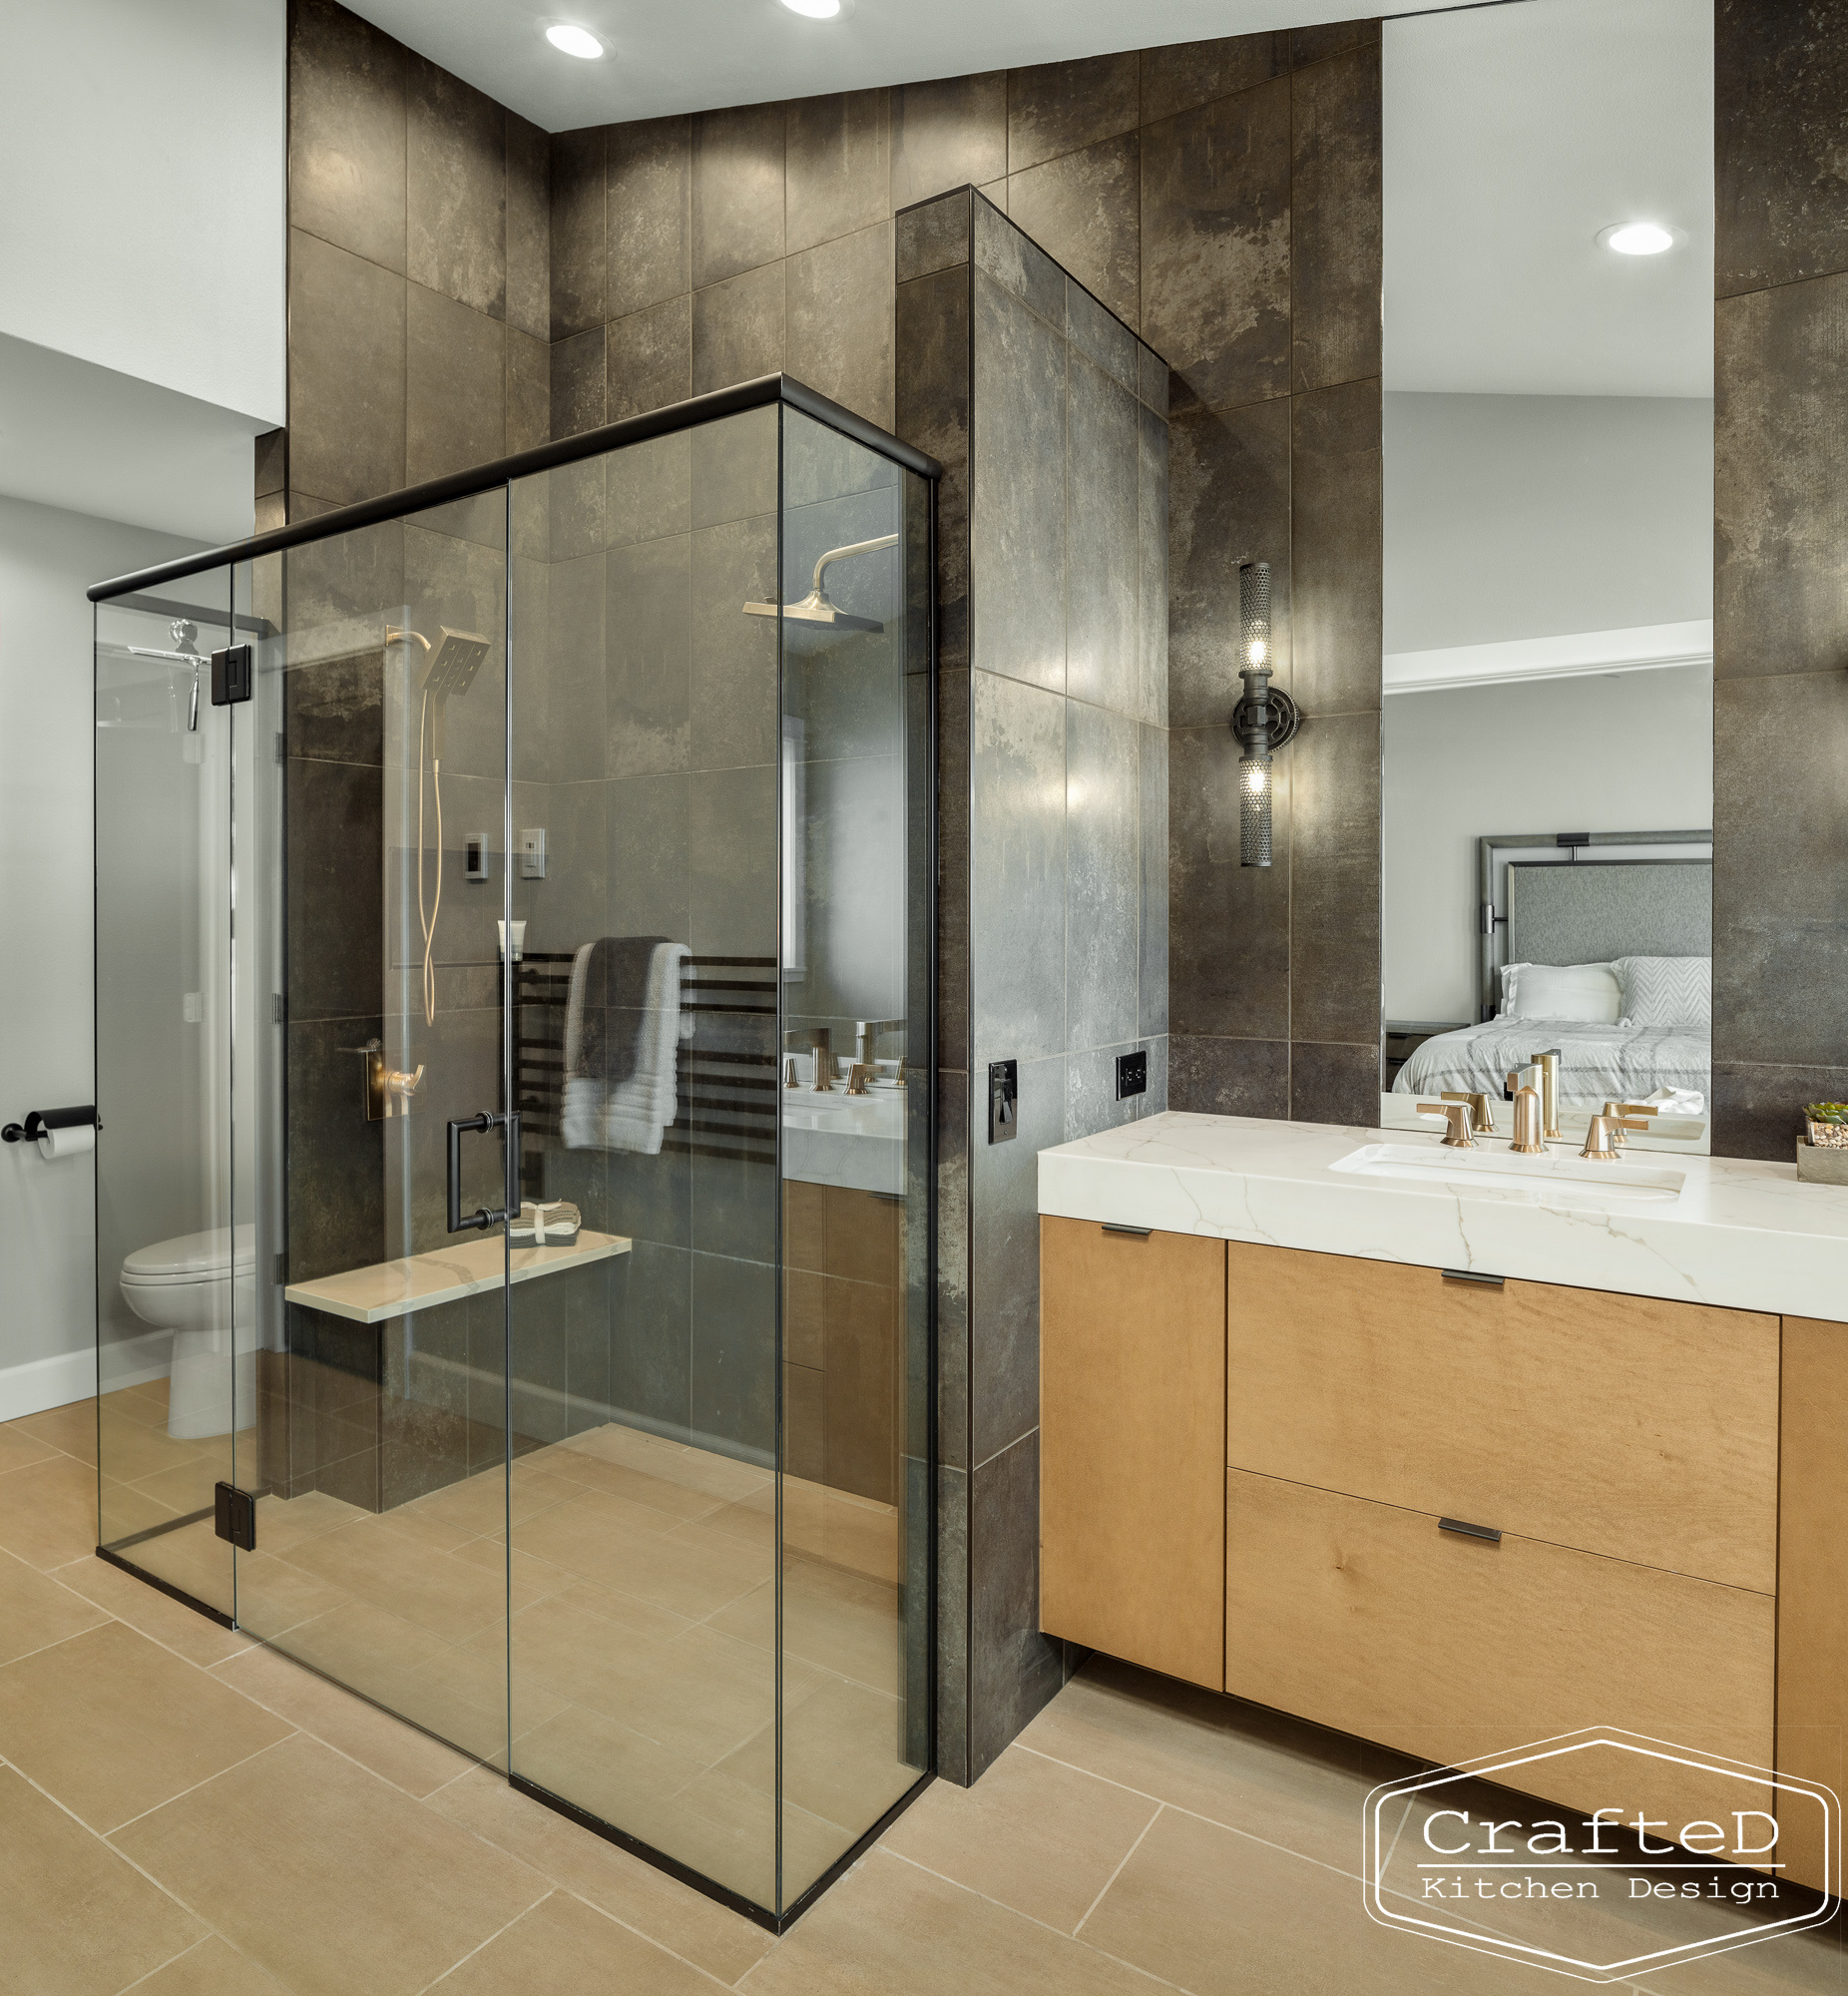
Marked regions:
[3,1105,103,1144]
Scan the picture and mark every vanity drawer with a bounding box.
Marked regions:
[1041,1217,1227,1689]
[1225,1243,1778,1592]
[1225,1469,1776,1834]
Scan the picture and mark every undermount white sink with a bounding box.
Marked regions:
[1330,1142,1686,1206]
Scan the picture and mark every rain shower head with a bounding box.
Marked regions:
[386,625,491,700]
[743,533,898,632]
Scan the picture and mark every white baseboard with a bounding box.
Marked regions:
[0,1331,171,1422]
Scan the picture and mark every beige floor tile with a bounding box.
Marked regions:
[0,1620,290,1833]
[248,1486,366,1555]
[625,1622,815,1767]
[112,1378,175,1428]
[1020,1654,1417,1873]
[780,1474,827,1563]
[114,1734,549,1996]
[0,1417,59,1472]
[103,1516,234,1621]
[282,1514,523,1643]
[708,1557,906,1695]
[228,1546,352,1635]
[822,1489,900,1585]
[738,1844,1163,1996]
[0,1546,110,1665]
[511,1703,721,1868]
[95,1405,216,1484]
[212,1641,476,1797]
[428,1888,715,1994]
[1080,1803,1532,1996]
[717,1675,912,1835]
[563,1423,771,1505]
[258,1595,449,1692]
[50,1552,251,1667]
[426,1763,775,1985]
[533,1442,727,1521]
[396,1638,524,1766]
[517,1491,769,1619]
[12,1397,102,1464]
[0,1452,108,1569]
[502,1586,691,1725]
[0,1764,204,1996]
[128,1933,293,1995]
[883,1745,1159,1933]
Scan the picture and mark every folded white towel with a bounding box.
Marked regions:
[562,939,690,1154]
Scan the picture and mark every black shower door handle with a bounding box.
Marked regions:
[447,1111,519,1234]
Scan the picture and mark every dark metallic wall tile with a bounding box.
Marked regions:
[406,55,505,319]
[1007,53,1139,175]
[1139,344,1169,417]
[612,1241,693,1434]
[1067,1042,1141,1141]
[1066,701,1141,1052]
[1288,710,1381,1047]
[606,294,693,423]
[1008,135,1142,330]
[406,285,505,486]
[289,0,406,273]
[1067,281,1138,392]
[936,1461,970,1783]
[506,327,550,453]
[287,757,384,1021]
[937,668,972,1073]
[972,196,1066,325]
[1065,356,1140,714]
[691,763,776,958]
[607,114,693,320]
[892,73,1007,208]
[285,1012,386,1284]
[1169,1033,1289,1117]
[1139,32,1290,125]
[971,672,1068,1066]
[545,551,608,783]
[787,89,892,254]
[937,1070,971,1472]
[692,517,779,770]
[1290,44,1381,394]
[1292,18,1380,67]
[1716,0,1848,296]
[1140,722,1169,1037]
[692,262,785,396]
[254,427,287,499]
[1169,724,1289,1039]
[1141,81,1291,416]
[1713,671,1848,1068]
[549,126,607,340]
[606,534,692,777]
[785,222,897,429]
[550,324,607,440]
[285,649,383,767]
[969,1052,1063,1466]
[971,272,1067,693]
[1289,1040,1379,1127]
[895,262,970,673]
[506,112,551,341]
[288,231,406,505]
[1137,403,1169,728]
[1290,376,1381,715]
[1168,397,1289,729]
[1143,1032,1168,1114]
[1714,1061,1848,1162]
[604,772,691,941]
[1715,274,1848,680]
[969,1428,1063,1779]
[692,102,786,288]
[895,188,971,284]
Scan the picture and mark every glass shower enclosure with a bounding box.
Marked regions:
[90,377,937,1926]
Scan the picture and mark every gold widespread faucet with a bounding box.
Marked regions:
[1582,1112,1649,1161]
[1531,1050,1564,1140]
[1511,1085,1547,1155]
[1442,1089,1496,1135]
[1418,1101,1477,1148]
[1601,1101,1655,1151]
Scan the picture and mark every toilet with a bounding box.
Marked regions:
[119,1226,257,1440]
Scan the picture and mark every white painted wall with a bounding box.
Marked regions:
[1382,664,1713,1023]
[0,497,204,1416]
[1384,392,1713,655]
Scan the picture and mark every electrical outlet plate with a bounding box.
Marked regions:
[1117,1049,1148,1100]
[464,832,490,881]
[519,827,546,879]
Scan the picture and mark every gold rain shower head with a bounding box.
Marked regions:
[743,534,897,632]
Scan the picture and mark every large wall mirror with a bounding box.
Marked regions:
[1380,0,1714,1153]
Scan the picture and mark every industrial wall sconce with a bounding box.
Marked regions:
[1231,560,1302,867]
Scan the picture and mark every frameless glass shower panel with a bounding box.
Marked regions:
[776,412,932,1901]
[505,405,784,1909]
[95,573,241,1614]
[232,494,515,1764]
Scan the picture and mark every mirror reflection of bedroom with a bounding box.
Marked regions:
[1380,0,1713,1154]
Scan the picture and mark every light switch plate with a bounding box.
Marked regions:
[519,827,546,879]
[988,1059,1018,1144]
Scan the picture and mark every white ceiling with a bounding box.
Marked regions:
[1383,0,1713,397]
[344,0,1453,132]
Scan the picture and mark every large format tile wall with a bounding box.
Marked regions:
[895,189,1170,1780]
[545,27,1385,1130]
[1710,0,1848,1159]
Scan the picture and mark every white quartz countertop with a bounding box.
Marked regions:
[1038,1113,1848,1324]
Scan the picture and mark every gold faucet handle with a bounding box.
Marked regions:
[1418,1102,1476,1147]
[846,1063,873,1096]
[1443,1090,1496,1134]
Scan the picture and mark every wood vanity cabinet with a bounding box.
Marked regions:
[1040,1227,1848,1894]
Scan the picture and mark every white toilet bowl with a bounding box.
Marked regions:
[119,1226,257,1440]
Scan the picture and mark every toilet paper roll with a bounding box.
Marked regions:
[38,1123,96,1161]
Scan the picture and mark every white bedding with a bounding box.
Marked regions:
[1393,1019,1710,1106]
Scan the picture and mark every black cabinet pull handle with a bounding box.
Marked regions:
[1439,1516,1503,1544]
[1102,1223,1153,1239]
[1441,1268,1504,1287]
[447,1111,519,1234]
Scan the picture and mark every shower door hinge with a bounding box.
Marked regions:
[210,645,252,706]
[271,993,286,1025]
[214,1482,256,1551]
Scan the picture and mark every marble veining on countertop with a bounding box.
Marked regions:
[1037,1113,1848,1323]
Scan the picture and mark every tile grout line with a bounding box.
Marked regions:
[105,1732,303,1840]
[558,1885,754,1992]
[112,1933,221,1994]
[1072,1797,1164,1936]
[411,1885,558,1996]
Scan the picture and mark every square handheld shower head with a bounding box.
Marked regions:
[422,628,490,700]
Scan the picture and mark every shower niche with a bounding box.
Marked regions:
[91,380,938,1927]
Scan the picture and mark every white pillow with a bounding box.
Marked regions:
[1614,955,1711,1029]
[1499,961,1623,1024]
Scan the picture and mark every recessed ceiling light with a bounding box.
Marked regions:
[1600,222,1674,256]
[545,23,604,57]
[780,0,843,17]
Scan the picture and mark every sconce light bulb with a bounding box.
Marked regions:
[1242,760,1269,798]
[1246,636,1268,668]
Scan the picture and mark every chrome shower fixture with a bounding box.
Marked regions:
[743,533,898,632]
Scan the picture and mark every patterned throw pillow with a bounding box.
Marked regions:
[1614,956,1711,1029]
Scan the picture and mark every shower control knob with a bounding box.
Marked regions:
[382,1065,425,1117]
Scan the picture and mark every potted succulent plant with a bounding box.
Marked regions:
[1798,1104,1848,1185]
